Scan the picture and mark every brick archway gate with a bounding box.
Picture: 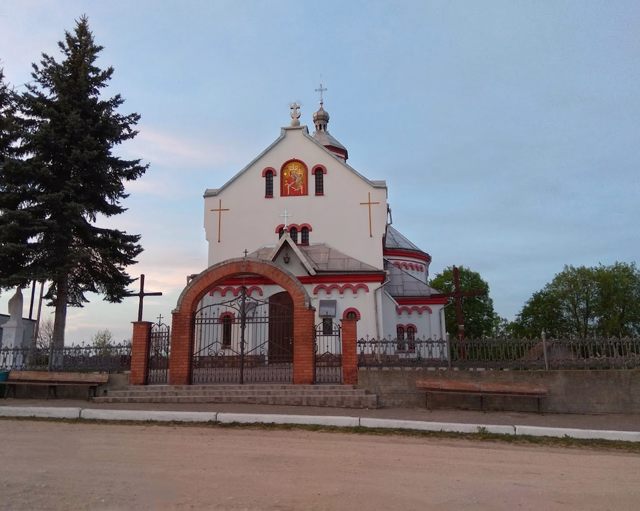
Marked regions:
[167,258,315,385]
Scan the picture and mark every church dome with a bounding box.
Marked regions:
[312,101,348,161]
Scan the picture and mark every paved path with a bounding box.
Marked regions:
[1,420,639,510]
[4,398,640,431]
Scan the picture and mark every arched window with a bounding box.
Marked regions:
[278,227,285,238]
[221,315,233,348]
[264,170,274,198]
[396,325,405,351]
[406,325,416,352]
[301,226,309,245]
[315,171,324,196]
[289,226,298,243]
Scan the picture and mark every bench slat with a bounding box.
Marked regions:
[8,371,109,385]
[416,379,548,396]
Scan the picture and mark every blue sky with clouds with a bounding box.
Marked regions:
[1,0,639,342]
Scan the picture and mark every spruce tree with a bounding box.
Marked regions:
[0,69,34,288]
[0,17,147,347]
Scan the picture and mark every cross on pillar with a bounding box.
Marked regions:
[359,192,380,238]
[210,199,230,243]
[437,266,486,340]
[124,274,163,322]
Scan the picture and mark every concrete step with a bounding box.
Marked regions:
[95,384,378,408]
[93,393,378,408]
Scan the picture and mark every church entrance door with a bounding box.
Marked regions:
[191,286,293,384]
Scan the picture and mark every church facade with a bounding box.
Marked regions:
[200,100,447,346]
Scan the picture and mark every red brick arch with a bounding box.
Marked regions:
[168,258,315,385]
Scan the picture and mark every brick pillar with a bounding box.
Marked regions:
[341,317,358,385]
[130,321,152,385]
[169,310,194,385]
[293,306,315,384]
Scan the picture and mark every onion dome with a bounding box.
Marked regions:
[312,100,348,161]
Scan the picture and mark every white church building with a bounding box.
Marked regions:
[200,98,447,346]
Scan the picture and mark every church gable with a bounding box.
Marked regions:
[204,111,388,269]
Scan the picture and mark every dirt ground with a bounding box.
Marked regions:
[1,420,639,511]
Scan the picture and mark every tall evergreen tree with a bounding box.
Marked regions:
[0,68,33,288]
[0,17,147,347]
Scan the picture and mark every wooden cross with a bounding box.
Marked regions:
[124,274,163,322]
[359,192,380,238]
[437,266,486,340]
[210,199,230,243]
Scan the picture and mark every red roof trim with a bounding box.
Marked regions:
[384,248,431,263]
[395,296,448,305]
[213,273,385,287]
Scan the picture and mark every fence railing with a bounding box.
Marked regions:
[357,336,640,370]
[0,342,132,372]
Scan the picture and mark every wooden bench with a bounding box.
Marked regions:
[1,371,109,400]
[416,379,549,413]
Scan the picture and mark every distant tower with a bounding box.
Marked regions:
[312,84,348,161]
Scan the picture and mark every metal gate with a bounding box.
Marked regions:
[147,318,170,384]
[192,288,293,384]
[315,319,342,383]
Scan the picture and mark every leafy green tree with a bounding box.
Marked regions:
[430,266,498,339]
[0,17,147,348]
[512,263,640,338]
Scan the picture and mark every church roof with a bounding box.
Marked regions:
[383,259,441,297]
[384,225,424,253]
[312,130,348,153]
[249,243,381,274]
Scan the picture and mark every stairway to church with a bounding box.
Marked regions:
[93,384,379,409]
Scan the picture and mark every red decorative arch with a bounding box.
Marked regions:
[312,283,370,295]
[275,224,285,233]
[218,311,236,322]
[312,165,327,175]
[395,305,433,315]
[342,307,361,320]
[261,167,277,177]
[299,223,313,231]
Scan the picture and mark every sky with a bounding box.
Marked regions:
[1,0,639,343]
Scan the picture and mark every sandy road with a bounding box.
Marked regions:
[0,420,638,510]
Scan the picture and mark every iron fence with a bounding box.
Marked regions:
[357,336,640,370]
[0,342,132,372]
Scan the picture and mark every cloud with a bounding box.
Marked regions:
[123,125,240,169]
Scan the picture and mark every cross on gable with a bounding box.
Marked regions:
[280,208,292,228]
[124,274,163,322]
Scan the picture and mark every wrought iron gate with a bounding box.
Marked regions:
[147,319,170,384]
[192,288,293,384]
[315,319,342,383]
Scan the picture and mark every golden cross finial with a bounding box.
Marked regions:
[210,199,230,243]
[359,192,380,238]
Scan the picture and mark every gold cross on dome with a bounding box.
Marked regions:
[359,192,380,238]
[210,199,230,243]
